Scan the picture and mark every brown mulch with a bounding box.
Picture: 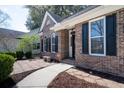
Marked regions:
[48,72,106,88]
[76,67,124,83]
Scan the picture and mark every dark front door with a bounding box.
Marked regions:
[71,32,75,58]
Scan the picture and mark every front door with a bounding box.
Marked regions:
[69,30,75,59]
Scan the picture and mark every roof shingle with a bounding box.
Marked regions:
[0,28,26,39]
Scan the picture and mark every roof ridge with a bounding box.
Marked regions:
[0,28,26,33]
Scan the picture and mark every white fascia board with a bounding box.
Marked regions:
[46,12,58,24]
[39,11,58,33]
[51,5,124,31]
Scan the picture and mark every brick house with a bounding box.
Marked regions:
[40,6,124,77]
[39,11,62,60]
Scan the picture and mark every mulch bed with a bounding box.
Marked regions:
[76,67,124,83]
[48,72,106,88]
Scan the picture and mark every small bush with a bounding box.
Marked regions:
[16,51,24,60]
[0,52,16,58]
[5,52,16,58]
[25,51,32,59]
[0,54,15,83]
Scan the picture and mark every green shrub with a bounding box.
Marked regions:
[0,54,15,83]
[0,52,16,58]
[25,51,32,59]
[5,52,16,58]
[16,51,24,60]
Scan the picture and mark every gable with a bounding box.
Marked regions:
[40,11,58,32]
[42,15,56,33]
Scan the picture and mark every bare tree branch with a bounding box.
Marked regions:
[0,10,10,26]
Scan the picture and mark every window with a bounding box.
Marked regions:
[44,37,51,52]
[37,43,40,49]
[89,17,106,56]
[44,37,47,52]
[51,33,56,53]
[33,43,40,50]
[33,44,36,49]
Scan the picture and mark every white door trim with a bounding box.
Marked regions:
[69,30,73,57]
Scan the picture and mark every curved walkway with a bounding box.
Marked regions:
[16,63,73,88]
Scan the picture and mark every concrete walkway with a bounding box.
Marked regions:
[16,63,73,88]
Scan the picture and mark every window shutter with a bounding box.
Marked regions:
[82,22,89,54]
[48,37,51,52]
[55,36,58,52]
[41,39,43,52]
[106,13,117,56]
[46,38,48,52]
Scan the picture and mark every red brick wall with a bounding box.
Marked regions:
[41,15,69,61]
[58,30,69,60]
[41,15,58,59]
[75,9,124,77]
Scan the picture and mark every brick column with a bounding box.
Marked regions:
[58,30,69,60]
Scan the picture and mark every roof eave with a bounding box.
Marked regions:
[51,5,124,31]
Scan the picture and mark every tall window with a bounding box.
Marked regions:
[44,37,47,52]
[51,33,56,53]
[44,37,50,52]
[89,17,105,56]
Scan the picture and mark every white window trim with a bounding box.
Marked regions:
[89,16,106,56]
[51,33,56,53]
[69,30,73,57]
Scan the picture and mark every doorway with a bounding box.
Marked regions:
[69,30,75,59]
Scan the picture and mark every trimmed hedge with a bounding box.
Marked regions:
[25,51,32,59]
[0,54,15,83]
[0,52,16,58]
[16,51,24,60]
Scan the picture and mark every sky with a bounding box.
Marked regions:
[0,5,29,32]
